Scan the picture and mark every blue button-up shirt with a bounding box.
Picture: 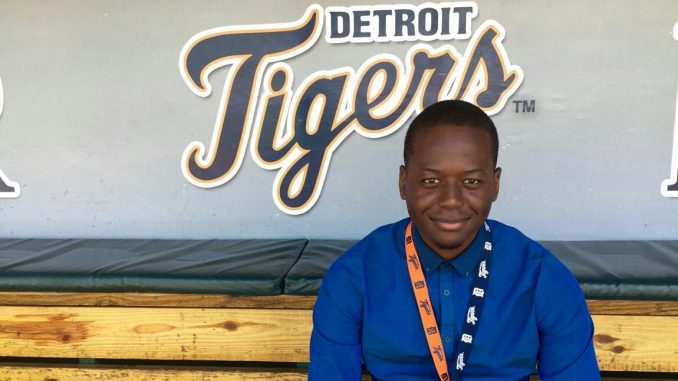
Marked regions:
[310,218,600,380]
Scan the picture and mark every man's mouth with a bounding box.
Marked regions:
[429,216,470,231]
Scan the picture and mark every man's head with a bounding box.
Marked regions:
[399,100,501,260]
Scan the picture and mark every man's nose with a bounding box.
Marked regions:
[438,181,464,208]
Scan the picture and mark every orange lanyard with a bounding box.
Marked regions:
[405,221,493,381]
[405,222,451,381]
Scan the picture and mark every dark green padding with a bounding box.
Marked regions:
[285,240,678,300]
[541,241,678,301]
[284,240,356,295]
[1,238,676,299]
[0,239,307,295]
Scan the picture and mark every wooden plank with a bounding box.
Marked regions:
[0,292,317,309]
[2,292,678,316]
[0,306,312,362]
[593,315,678,372]
[0,367,673,381]
[1,305,677,372]
[0,366,311,381]
[587,300,678,316]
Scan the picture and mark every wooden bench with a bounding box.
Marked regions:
[0,292,677,380]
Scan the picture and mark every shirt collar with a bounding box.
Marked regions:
[411,223,485,277]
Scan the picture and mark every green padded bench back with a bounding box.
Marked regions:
[541,241,678,300]
[1,238,676,299]
[0,239,307,295]
[284,240,356,295]
[284,240,678,301]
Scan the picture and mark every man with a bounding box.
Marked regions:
[309,100,600,380]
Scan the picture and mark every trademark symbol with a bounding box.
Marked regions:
[512,99,536,113]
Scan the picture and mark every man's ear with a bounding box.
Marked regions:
[492,167,502,201]
[399,165,407,200]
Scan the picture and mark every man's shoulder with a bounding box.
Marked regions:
[337,217,408,261]
[320,218,409,294]
[489,219,580,286]
[487,219,559,264]
[487,219,542,246]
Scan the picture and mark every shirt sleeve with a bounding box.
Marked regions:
[309,255,364,380]
[535,254,601,381]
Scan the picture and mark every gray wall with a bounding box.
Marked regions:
[0,0,676,240]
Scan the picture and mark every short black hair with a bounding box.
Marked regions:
[403,100,499,166]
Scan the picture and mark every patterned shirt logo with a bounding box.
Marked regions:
[478,260,489,279]
[456,352,466,370]
[467,306,478,325]
[461,333,473,343]
[472,287,485,298]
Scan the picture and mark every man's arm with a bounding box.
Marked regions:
[536,254,601,381]
[309,257,364,380]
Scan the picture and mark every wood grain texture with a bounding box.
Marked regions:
[587,300,678,316]
[1,300,678,373]
[2,292,678,316]
[0,368,671,381]
[0,366,311,381]
[0,306,312,362]
[0,292,317,309]
[593,315,678,372]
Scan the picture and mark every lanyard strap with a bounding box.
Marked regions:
[404,221,493,381]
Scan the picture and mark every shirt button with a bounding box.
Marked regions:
[444,336,451,343]
[443,289,450,296]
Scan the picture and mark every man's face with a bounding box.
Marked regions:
[399,125,501,260]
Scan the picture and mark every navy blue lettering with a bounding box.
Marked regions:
[278,75,349,209]
[0,176,15,193]
[183,10,318,183]
[394,9,415,37]
[418,8,438,36]
[453,6,474,35]
[353,51,455,132]
[353,61,404,130]
[667,177,678,191]
[329,11,350,38]
[353,10,370,38]
[373,9,392,37]
[0,168,19,198]
[441,7,451,35]
[414,52,456,108]
[256,68,292,164]
[455,26,518,108]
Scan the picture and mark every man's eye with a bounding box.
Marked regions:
[464,178,480,185]
[422,178,439,185]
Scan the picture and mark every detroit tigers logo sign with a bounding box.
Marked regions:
[179,2,523,214]
[0,76,20,199]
